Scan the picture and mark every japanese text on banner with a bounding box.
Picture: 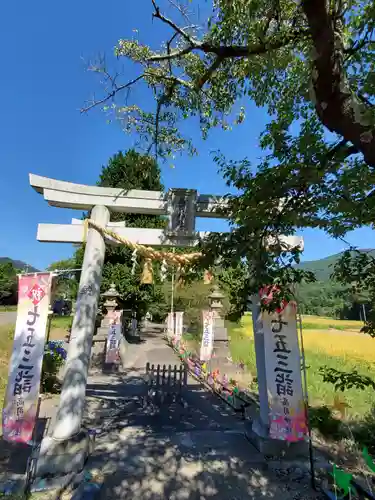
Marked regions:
[263,301,307,442]
[105,324,122,364]
[2,274,52,444]
[200,310,214,361]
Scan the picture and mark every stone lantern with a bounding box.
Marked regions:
[209,285,225,319]
[208,284,229,365]
[100,283,121,328]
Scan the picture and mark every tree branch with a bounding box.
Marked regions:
[81,68,194,114]
[81,74,145,113]
[147,28,306,63]
[344,29,374,57]
[147,45,195,62]
[196,56,223,89]
[166,0,192,25]
[326,139,358,162]
[302,0,375,167]
[151,0,196,45]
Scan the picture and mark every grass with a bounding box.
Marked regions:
[227,314,375,420]
[0,324,15,425]
[50,315,72,331]
[0,305,17,312]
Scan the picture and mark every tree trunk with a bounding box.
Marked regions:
[302,0,375,167]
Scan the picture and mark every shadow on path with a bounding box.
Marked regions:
[81,331,322,500]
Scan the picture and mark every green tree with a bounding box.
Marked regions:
[0,262,17,305]
[72,150,168,320]
[47,258,78,302]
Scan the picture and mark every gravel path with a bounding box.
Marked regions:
[81,327,323,499]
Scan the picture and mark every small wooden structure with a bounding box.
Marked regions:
[144,362,188,407]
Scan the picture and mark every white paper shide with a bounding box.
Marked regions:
[200,310,214,361]
[166,312,175,339]
[174,312,184,343]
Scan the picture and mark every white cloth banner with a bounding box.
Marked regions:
[2,273,52,444]
[263,302,307,442]
[131,317,138,336]
[200,310,214,361]
[105,323,122,364]
[174,312,184,343]
[166,312,174,338]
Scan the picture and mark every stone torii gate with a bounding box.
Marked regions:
[30,173,303,475]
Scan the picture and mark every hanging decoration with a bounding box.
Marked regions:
[330,465,356,497]
[141,258,153,284]
[160,259,167,282]
[131,249,138,275]
[363,446,375,473]
[177,265,187,287]
[85,219,201,267]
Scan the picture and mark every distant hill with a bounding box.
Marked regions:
[296,249,375,281]
[295,249,375,319]
[0,257,39,273]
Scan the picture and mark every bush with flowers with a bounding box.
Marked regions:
[41,340,67,393]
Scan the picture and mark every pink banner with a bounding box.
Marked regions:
[2,274,51,444]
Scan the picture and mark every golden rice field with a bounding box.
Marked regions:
[228,314,375,418]
[240,313,370,362]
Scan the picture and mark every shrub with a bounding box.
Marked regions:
[41,341,67,393]
[309,405,342,438]
[352,405,375,455]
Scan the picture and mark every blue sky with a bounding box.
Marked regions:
[1,0,374,271]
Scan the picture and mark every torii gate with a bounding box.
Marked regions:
[30,173,303,475]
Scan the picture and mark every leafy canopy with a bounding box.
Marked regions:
[84,0,375,315]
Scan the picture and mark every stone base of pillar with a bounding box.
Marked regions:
[91,328,107,371]
[125,328,141,344]
[245,420,309,458]
[210,338,234,374]
[33,430,93,478]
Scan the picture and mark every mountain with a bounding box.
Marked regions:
[0,257,40,273]
[296,249,375,281]
[295,249,375,318]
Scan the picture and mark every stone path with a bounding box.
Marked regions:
[0,311,16,325]
[79,327,323,499]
